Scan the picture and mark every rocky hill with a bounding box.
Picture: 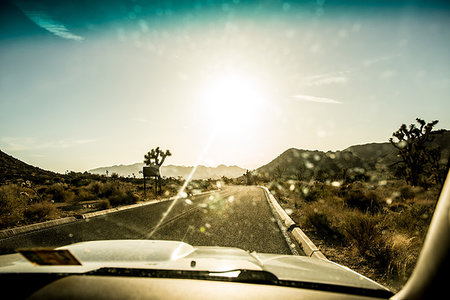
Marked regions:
[0,150,57,184]
[256,130,450,181]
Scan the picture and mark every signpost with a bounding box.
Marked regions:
[143,165,160,198]
[143,147,171,199]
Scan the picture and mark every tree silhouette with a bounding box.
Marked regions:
[244,170,253,185]
[143,147,172,195]
[272,165,286,180]
[389,118,444,187]
[144,147,172,167]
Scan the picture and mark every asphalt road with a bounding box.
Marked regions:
[0,186,293,255]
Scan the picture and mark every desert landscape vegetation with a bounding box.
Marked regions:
[0,150,217,229]
[248,119,449,290]
[0,118,449,291]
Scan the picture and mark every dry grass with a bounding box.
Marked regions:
[271,178,439,291]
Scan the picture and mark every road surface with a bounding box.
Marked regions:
[0,186,293,255]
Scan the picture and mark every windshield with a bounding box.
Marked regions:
[0,0,449,294]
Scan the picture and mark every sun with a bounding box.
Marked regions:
[201,72,265,132]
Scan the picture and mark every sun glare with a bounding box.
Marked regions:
[201,72,265,131]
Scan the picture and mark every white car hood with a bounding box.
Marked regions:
[0,240,389,293]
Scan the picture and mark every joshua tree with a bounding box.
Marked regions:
[244,170,253,185]
[144,147,172,195]
[144,147,172,167]
[389,118,445,187]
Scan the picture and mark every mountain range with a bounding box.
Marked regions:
[1,130,448,183]
[88,164,247,180]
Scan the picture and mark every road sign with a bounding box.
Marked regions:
[143,165,160,177]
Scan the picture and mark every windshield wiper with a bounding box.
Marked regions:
[86,267,278,284]
[86,267,393,298]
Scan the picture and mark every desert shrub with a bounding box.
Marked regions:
[303,187,321,202]
[387,203,409,212]
[344,188,382,214]
[75,187,96,202]
[108,190,139,207]
[88,181,102,195]
[23,202,58,223]
[0,184,27,228]
[98,199,111,210]
[301,202,344,243]
[45,183,75,203]
[307,211,336,237]
[339,212,415,276]
[68,175,91,187]
[98,181,135,199]
[341,212,388,264]
[388,202,434,238]
[399,185,415,200]
[37,187,47,195]
[384,233,420,282]
[99,182,118,198]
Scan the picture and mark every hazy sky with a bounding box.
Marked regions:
[1,1,449,173]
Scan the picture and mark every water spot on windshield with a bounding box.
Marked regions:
[305,161,314,169]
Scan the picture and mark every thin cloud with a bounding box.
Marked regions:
[293,94,343,105]
[363,55,398,67]
[0,137,95,151]
[306,73,349,86]
[23,10,84,41]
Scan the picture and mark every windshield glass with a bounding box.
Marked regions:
[0,0,449,293]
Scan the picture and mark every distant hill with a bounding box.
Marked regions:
[0,150,57,184]
[256,130,450,181]
[255,148,371,180]
[88,163,246,180]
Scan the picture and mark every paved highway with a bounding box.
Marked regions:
[0,186,293,255]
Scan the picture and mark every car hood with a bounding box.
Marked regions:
[0,240,388,293]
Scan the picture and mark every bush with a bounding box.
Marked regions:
[389,202,434,238]
[45,183,75,203]
[108,190,139,207]
[303,187,321,202]
[75,187,96,202]
[302,202,344,243]
[98,199,111,210]
[0,184,27,228]
[307,211,335,237]
[99,182,118,198]
[344,188,382,214]
[88,181,102,195]
[341,212,387,263]
[23,202,58,223]
[399,185,415,200]
[385,233,419,282]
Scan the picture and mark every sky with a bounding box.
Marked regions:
[1,0,449,173]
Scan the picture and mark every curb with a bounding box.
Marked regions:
[0,189,219,240]
[0,217,77,239]
[259,186,327,260]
